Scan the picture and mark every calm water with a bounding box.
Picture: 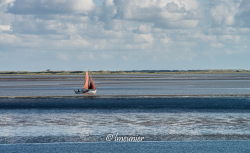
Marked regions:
[1,73,250,96]
[0,74,250,143]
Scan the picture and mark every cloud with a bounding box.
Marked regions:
[8,0,95,15]
[0,0,14,8]
[207,0,250,27]
[110,0,200,29]
[84,0,201,29]
[0,24,11,31]
[210,0,240,26]
[134,33,153,43]
[137,24,152,33]
[236,0,250,26]
[0,0,250,70]
[0,33,16,43]
[0,0,15,25]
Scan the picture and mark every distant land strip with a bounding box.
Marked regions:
[1,69,250,75]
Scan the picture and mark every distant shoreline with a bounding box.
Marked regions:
[1,70,250,75]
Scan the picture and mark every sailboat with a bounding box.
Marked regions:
[74,71,97,94]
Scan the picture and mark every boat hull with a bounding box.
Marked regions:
[74,89,97,95]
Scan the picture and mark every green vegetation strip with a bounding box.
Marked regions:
[1,70,250,75]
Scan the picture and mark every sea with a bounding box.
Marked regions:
[0,73,250,152]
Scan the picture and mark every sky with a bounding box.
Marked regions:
[0,0,250,71]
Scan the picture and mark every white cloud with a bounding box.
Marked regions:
[134,33,154,44]
[210,42,224,48]
[8,0,95,15]
[236,0,250,26]
[73,0,95,12]
[0,0,14,26]
[1,0,250,70]
[0,33,17,44]
[0,24,11,31]
[111,0,200,29]
[160,36,171,44]
[210,0,240,26]
[222,35,241,42]
[138,24,152,33]
[0,0,14,8]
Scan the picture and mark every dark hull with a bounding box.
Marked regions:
[74,89,96,95]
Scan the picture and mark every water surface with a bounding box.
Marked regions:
[0,74,250,143]
[1,73,250,96]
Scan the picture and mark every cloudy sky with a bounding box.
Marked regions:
[0,0,250,71]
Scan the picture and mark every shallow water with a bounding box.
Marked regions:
[0,74,250,143]
[1,73,250,96]
[0,97,250,143]
[1,110,250,137]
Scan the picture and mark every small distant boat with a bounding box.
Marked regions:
[74,71,97,94]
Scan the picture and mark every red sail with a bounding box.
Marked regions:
[83,72,89,89]
[89,77,96,90]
